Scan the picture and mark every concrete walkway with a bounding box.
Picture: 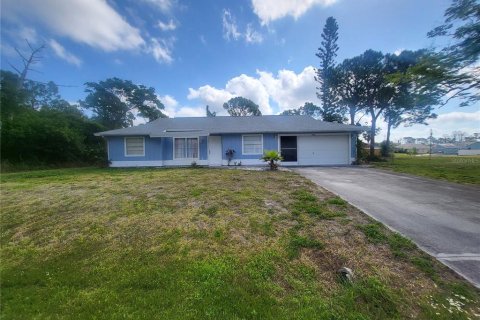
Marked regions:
[294,167,480,288]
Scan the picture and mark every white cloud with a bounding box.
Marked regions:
[148,38,173,64]
[257,66,317,111]
[187,85,235,114]
[222,9,241,41]
[222,9,263,44]
[48,39,82,66]
[159,94,204,117]
[3,0,145,51]
[394,48,404,56]
[251,0,339,25]
[17,27,38,44]
[188,66,318,115]
[245,24,263,43]
[141,0,174,13]
[157,19,177,31]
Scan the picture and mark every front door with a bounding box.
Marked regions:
[280,136,297,162]
[208,136,223,166]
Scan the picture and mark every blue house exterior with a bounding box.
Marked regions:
[96,116,365,167]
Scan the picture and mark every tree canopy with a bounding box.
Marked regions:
[223,97,262,116]
[416,0,480,106]
[0,71,105,167]
[82,78,166,130]
[280,102,322,118]
[315,17,344,122]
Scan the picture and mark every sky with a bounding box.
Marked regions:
[1,0,479,142]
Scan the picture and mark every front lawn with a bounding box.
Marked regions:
[372,154,480,184]
[1,167,479,319]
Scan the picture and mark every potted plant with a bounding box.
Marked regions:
[225,148,235,166]
[261,150,283,170]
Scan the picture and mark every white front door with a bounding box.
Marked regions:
[208,136,223,166]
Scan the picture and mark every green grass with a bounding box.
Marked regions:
[1,167,479,319]
[372,154,480,184]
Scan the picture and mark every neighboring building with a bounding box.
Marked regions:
[394,143,430,154]
[458,141,480,156]
[415,138,428,145]
[95,115,367,167]
[432,144,460,155]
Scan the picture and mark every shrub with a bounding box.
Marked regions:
[261,150,283,170]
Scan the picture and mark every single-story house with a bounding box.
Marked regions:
[458,141,480,156]
[95,115,367,167]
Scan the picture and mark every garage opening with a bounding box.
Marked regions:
[280,136,297,162]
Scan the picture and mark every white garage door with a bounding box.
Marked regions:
[298,135,349,165]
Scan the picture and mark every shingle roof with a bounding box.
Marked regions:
[95,115,367,137]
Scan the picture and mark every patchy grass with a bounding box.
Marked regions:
[1,167,479,319]
[373,154,480,184]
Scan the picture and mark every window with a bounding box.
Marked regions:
[174,138,198,159]
[125,137,145,156]
[242,134,263,154]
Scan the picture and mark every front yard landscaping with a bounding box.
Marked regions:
[372,154,480,184]
[1,167,479,319]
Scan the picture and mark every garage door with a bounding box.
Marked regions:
[297,135,349,165]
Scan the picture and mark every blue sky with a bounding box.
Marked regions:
[1,0,478,141]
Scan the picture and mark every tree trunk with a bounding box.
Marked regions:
[386,119,392,157]
[369,110,376,158]
[349,106,355,125]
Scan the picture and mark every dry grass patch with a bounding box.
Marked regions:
[1,167,479,319]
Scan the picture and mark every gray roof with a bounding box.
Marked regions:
[95,115,367,137]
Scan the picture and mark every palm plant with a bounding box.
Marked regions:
[261,150,283,170]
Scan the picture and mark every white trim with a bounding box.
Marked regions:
[173,137,200,160]
[124,136,145,157]
[164,159,209,166]
[110,160,210,167]
[111,160,163,167]
[242,134,263,155]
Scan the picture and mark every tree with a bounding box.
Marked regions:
[23,80,63,110]
[421,0,480,106]
[81,78,166,129]
[223,97,262,116]
[0,70,106,166]
[332,57,366,125]
[7,40,45,89]
[206,105,216,117]
[381,50,441,151]
[315,17,344,122]
[280,102,321,118]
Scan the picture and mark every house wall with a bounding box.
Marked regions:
[107,136,162,161]
[221,133,277,161]
[108,136,208,166]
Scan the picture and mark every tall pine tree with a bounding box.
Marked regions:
[315,17,344,122]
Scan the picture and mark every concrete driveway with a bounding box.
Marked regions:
[294,167,480,288]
